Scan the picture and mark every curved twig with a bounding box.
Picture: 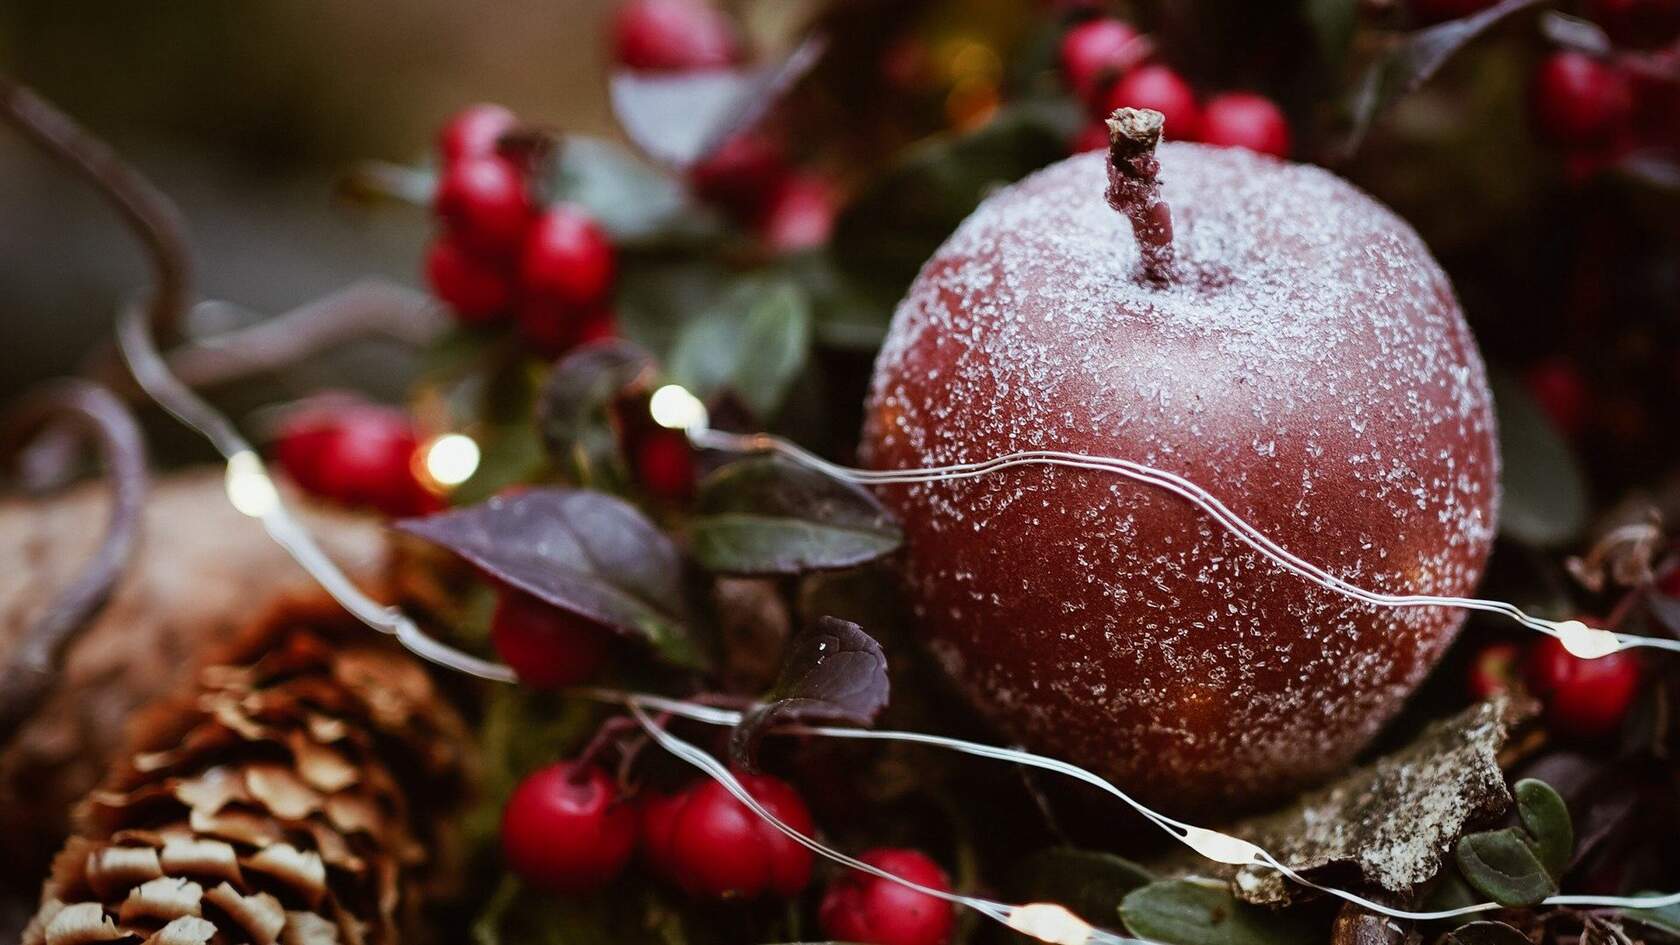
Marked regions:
[0,380,149,747]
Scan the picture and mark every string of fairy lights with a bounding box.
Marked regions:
[116,303,1680,945]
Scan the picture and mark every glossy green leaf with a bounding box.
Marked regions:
[1120,881,1317,945]
[1454,827,1557,907]
[1010,848,1156,926]
[668,278,813,420]
[1490,371,1588,547]
[1513,778,1573,880]
[689,457,901,575]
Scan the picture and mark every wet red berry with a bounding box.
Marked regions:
[690,132,790,221]
[634,427,696,501]
[1588,0,1680,48]
[1408,0,1499,23]
[1197,92,1291,158]
[612,0,741,72]
[434,156,534,255]
[819,848,956,945]
[649,772,815,899]
[1467,641,1524,701]
[1527,634,1641,739]
[274,401,437,517]
[1059,18,1143,101]
[425,236,513,323]
[522,204,616,310]
[1098,65,1202,139]
[491,590,612,688]
[758,173,838,253]
[1524,358,1588,437]
[502,762,638,893]
[1531,52,1634,148]
[437,103,518,165]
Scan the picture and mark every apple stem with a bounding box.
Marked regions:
[1104,107,1176,285]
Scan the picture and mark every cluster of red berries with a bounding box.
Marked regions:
[425,104,618,356]
[273,397,439,517]
[1059,17,1292,159]
[610,0,838,252]
[1469,625,1644,739]
[501,759,956,945]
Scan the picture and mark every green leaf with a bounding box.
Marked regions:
[546,135,717,245]
[1010,848,1155,926]
[668,278,813,420]
[1302,0,1359,71]
[1619,893,1680,938]
[779,251,895,351]
[1454,827,1557,907]
[1490,371,1588,547]
[1513,778,1572,880]
[1442,921,1534,945]
[689,457,902,575]
[1120,881,1317,945]
[536,340,656,490]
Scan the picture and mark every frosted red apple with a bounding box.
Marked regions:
[862,111,1500,813]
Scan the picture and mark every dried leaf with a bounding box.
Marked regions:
[536,340,655,489]
[1120,880,1318,945]
[1454,828,1556,907]
[396,489,704,668]
[689,458,902,575]
[730,617,889,767]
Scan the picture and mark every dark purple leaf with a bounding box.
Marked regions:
[1335,0,1542,159]
[396,488,704,668]
[730,617,888,767]
[610,38,826,168]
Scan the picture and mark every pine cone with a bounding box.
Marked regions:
[21,598,474,945]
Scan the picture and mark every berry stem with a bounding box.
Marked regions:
[1104,107,1176,285]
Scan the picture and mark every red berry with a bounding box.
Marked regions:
[612,0,740,72]
[425,236,513,323]
[491,590,611,688]
[1524,358,1588,437]
[1408,0,1498,24]
[437,103,518,165]
[1059,18,1144,101]
[634,427,696,501]
[1531,52,1634,148]
[1070,122,1110,153]
[1098,65,1202,139]
[690,133,790,221]
[1527,634,1641,739]
[1198,92,1291,158]
[501,762,638,893]
[522,204,616,309]
[274,402,437,517]
[1467,641,1524,701]
[1588,0,1680,48]
[574,308,619,347]
[819,848,955,945]
[655,772,814,899]
[1658,565,1680,598]
[639,790,687,878]
[434,156,534,255]
[758,173,838,253]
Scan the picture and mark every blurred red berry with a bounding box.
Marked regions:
[274,402,437,517]
[502,762,638,893]
[491,589,612,688]
[689,132,789,221]
[1198,92,1291,158]
[1098,65,1202,139]
[634,427,696,501]
[522,204,616,310]
[758,173,837,253]
[1527,634,1641,739]
[517,297,582,358]
[1587,0,1680,48]
[1071,121,1110,153]
[424,236,513,323]
[1524,358,1588,437]
[1658,565,1680,597]
[574,308,620,347]
[646,772,814,899]
[819,848,955,945]
[1408,0,1499,24]
[434,156,534,255]
[1531,52,1634,148]
[612,0,740,72]
[437,103,518,165]
[1467,641,1524,701]
[1059,18,1144,101]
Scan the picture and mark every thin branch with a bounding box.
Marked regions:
[0,380,149,747]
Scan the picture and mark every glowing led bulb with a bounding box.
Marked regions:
[1007,903,1093,945]
[422,433,480,487]
[1180,827,1266,865]
[225,450,280,518]
[649,384,709,435]
[1555,619,1622,660]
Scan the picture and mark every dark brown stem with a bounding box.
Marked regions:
[1104,107,1176,285]
[0,380,149,748]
